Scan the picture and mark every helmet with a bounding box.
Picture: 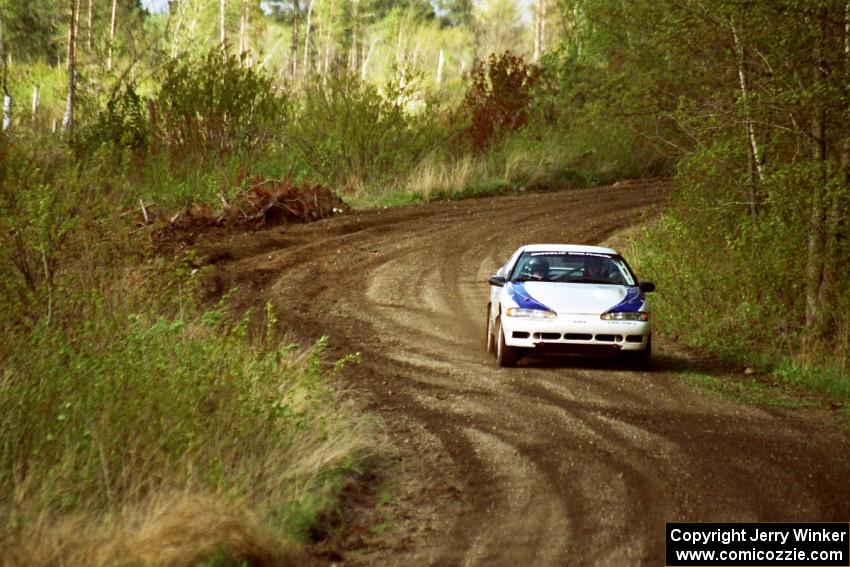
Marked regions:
[527,257,550,279]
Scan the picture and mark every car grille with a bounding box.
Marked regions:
[515,332,646,345]
[533,332,562,340]
[594,334,624,342]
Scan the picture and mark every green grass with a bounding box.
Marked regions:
[676,371,818,409]
[0,294,372,564]
[772,361,850,402]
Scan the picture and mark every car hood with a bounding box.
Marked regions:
[506,282,646,315]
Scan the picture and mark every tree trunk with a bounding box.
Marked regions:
[395,22,403,65]
[731,19,765,218]
[87,0,93,52]
[540,0,547,56]
[361,38,376,80]
[436,48,444,84]
[63,0,77,135]
[2,95,11,131]
[804,12,830,355]
[220,0,227,50]
[323,0,334,76]
[472,14,480,66]
[1,22,6,93]
[825,1,850,350]
[303,0,314,78]
[239,0,246,54]
[108,0,118,70]
[841,3,850,195]
[170,1,184,58]
[1,23,10,131]
[349,0,359,74]
[73,0,81,51]
[291,0,300,81]
[533,0,541,61]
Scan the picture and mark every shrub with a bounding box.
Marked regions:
[286,69,450,193]
[83,83,149,153]
[462,52,540,151]
[151,50,288,157]
[0,297,370,562]
[633,141,849,371]
[0,133,91,331]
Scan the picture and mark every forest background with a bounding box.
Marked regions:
[0,0,848,563]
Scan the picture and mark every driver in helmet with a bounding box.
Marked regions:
[527,257,550,280]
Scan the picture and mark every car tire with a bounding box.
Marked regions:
[495,319,519,368]
[485,305,495,355]
[628,335,652,371]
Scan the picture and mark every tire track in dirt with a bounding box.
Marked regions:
[199,183,850,566]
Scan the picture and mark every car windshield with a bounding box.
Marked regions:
[509,251,636,286]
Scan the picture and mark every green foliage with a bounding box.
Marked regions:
[286,69,450,192]
[463,52,539,151]
[0,0,64,63]
[0,125,369,549]
[152,50,288,157]
[635,147,850,370]
[84,83,150,152]
[437,0,473,26]
[0,133,93,329]
[677,371,815,409]
[541,0,850,377]
[0,291,369,541]
[774,361,850,402]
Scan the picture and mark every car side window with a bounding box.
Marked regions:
[504,251,523,279]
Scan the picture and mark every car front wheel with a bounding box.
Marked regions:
[485,306,495,355]
[495,319,519,367]
[626,335,652,371]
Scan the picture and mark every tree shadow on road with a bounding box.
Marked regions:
[517,347,726,375]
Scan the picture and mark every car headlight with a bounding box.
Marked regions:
[600,311,649,321]
[505,307,556,319]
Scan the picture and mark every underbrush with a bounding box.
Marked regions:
[0,290,371,565]
[0,128,372,563]
[352,124,648,208]
[6,50,661,214]
[630,148,850,402]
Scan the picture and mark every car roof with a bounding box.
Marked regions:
[517,244,620,255]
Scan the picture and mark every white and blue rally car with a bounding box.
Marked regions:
[485,244,656,368]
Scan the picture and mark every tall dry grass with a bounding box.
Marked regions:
[397,143,564,204]
[1,492,299,567]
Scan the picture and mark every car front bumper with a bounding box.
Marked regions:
[500,314,650,352]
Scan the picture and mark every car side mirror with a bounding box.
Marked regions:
[488,275,507,287]
[639,281,656,293]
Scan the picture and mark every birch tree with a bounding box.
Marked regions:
[291,0,300,79]
[63,0,77,135]
[1,20,11,131]
[87,0,93,52]
[108,0,118,69]
[220,0,227,49]
[303,0,314,77]
[730,18,764,216]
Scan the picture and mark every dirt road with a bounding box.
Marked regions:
[198,182,850,565]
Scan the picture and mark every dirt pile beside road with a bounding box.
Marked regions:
[147,179,348,251]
